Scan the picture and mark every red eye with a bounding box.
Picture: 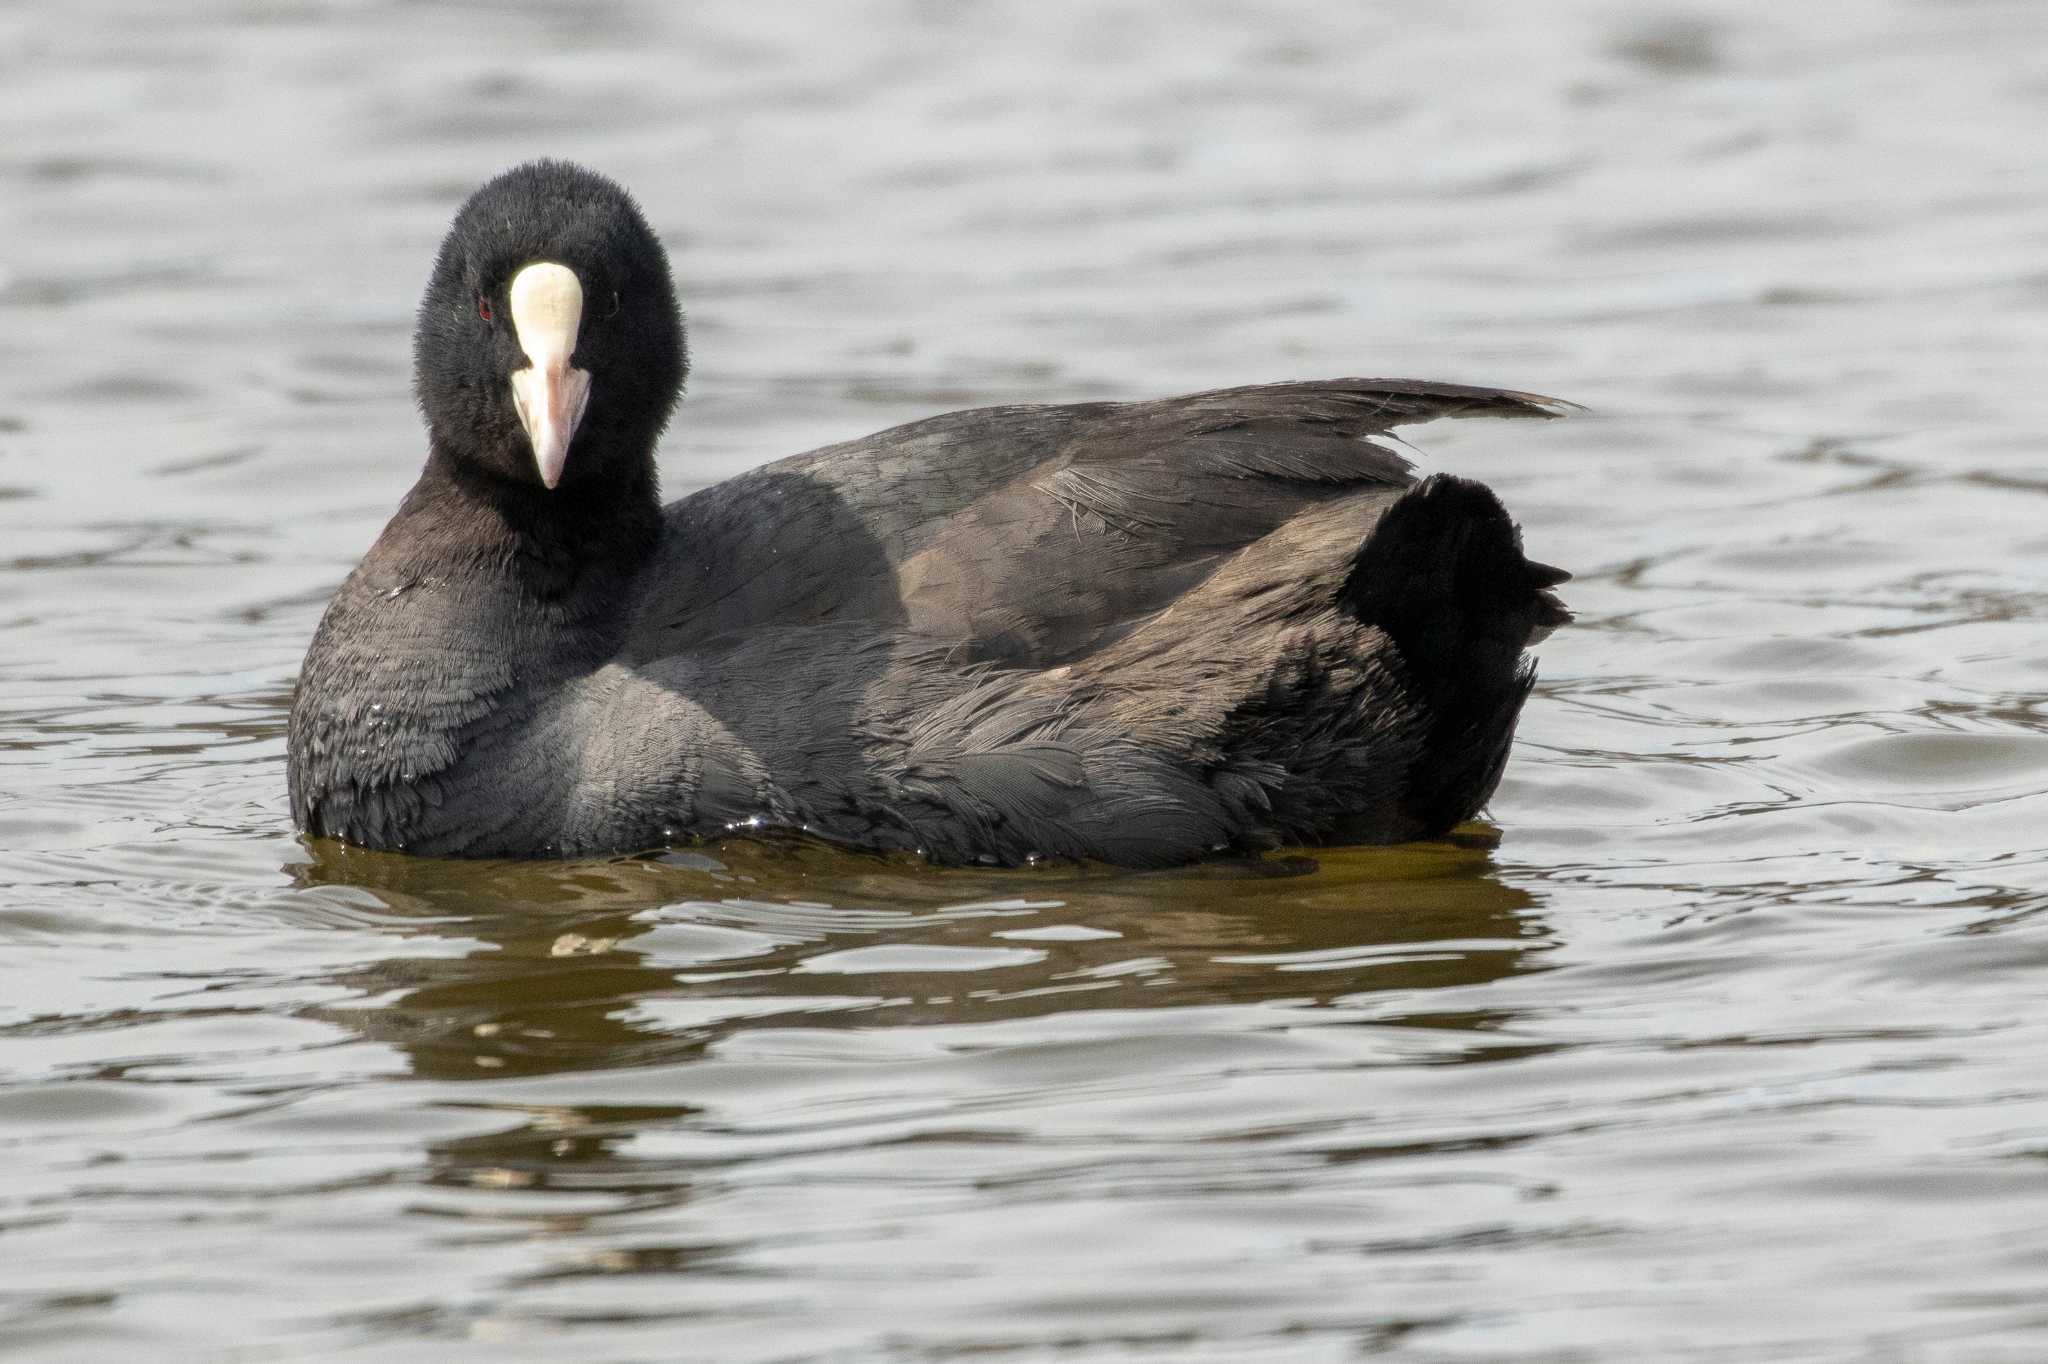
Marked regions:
[476,293,493,321]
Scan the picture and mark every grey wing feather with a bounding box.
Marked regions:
[630,378,1569,666]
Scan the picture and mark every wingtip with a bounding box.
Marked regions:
[1335,378,1585,422]
[1491,390,1585,419]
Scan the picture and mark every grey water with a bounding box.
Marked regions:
[4,2,2048,1360]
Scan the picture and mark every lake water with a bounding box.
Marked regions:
[5,2,2048,1359]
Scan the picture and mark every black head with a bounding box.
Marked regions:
[413,160,686,493]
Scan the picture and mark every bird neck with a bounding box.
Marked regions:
[416,442,663,589]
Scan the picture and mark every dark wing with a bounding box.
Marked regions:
[627,379,1569,665]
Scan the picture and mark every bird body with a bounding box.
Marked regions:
[288,162,1570,865]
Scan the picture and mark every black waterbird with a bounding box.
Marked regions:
[288,160,1572,865]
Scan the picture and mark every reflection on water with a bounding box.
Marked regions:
[275,838,1575,1356]
[293,837,1549,1082]
[5,0,2048,1358]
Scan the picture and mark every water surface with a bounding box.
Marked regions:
[5,2,2048,1359]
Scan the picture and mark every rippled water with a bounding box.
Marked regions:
[6,2,2048,1359]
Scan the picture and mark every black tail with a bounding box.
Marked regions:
[1340,474,1571,834]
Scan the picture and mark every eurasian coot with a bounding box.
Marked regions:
[288,160,1571,864]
